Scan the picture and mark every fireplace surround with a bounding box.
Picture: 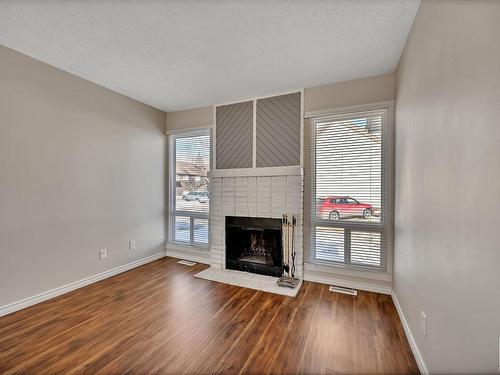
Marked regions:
[225,216,282,277]
[208,174,304,282]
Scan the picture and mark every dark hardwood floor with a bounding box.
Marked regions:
[0,257,419,374]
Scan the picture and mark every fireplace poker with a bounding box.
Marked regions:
[282,214,289,275]
[291,215,296,278]
[286,215,291,276]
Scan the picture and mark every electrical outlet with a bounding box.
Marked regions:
[100,248,108,260]
[129,240,136,250]
[420,311,427,336]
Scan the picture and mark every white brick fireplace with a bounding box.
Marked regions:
[191,91,304,294]
[207,169,304,283]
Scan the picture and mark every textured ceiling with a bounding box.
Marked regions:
[0,0,419,111]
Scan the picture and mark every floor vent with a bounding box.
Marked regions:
[177,260,196,266]
[329,285,358,296]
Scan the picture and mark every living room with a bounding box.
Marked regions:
[0,1,499,374]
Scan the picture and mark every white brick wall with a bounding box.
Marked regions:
[209,174,304,279]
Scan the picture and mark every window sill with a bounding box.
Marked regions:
[306,261,391,280]
[304,261,392,294]
[165,242,211,265]
[167,241,208,251]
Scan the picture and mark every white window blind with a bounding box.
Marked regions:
[168,129,211,247]
[305,109,392,271]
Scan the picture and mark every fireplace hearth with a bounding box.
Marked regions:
[225,216,282,277]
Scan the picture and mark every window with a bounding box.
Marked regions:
[168,129,211,247]
[309,109,391,271]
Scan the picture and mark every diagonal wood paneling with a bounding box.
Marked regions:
[256,92,301,167]
[216,101,253,169]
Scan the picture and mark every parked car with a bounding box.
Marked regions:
[318,196,373,220]
[182,191,198,201]
[197,192,209,203]
[183,191,208,202]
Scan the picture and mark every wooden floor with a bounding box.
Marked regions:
[0,257,418,374]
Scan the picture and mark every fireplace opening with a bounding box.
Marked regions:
[225,216,282,277]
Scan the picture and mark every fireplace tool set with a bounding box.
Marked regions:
[277,213,300,288]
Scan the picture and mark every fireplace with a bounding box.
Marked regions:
[225,216,282,277]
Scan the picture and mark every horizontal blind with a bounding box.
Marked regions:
[316,114,382,222]
[169,130,211,247]
[307,109,390,271]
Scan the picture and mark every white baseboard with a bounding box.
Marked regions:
[0,251,166,318]
[391,290,428,375]
[166,246,211,265]
[304,269,391,295]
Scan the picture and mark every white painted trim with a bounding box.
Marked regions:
[209,166,303,178]
[0,252,166,318]
[167,135,175,242]
[306,103,395,274]
[167,127,212,245]
[213,105,217,170]
[304,266,391,295]
[385,102,395,275]
[300,88,305,167]
[252,99,257,168]
[304,100,395,119]
[166,246,211,265]
[391,290,429,375]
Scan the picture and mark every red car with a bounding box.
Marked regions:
[318,196,373,220]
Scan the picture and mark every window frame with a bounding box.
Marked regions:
[310,107,392,272]
[167,127,212,250]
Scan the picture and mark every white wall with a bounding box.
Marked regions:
[394,1,500,373]
[0,45,166,308]
[165,74,395,132]
[166,106,214,131]
[304,73,395,113]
